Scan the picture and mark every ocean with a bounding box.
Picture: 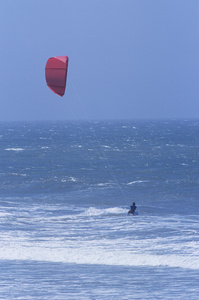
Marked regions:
[0,120,199,299]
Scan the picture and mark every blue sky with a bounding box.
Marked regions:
[0,0,199,121]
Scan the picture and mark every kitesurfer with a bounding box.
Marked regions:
[128,202,137,215]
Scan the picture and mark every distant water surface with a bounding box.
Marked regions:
[0,120,199,299]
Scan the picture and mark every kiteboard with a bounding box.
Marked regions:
[128,211,138,216]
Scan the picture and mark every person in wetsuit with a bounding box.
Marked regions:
[128,202,137,215]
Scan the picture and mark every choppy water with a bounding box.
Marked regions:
[0,120,199,299]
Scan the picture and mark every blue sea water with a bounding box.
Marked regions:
[0,120,199,299]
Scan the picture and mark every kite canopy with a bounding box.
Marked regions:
[45,56,69,97]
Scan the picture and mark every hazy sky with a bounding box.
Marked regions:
[1,0,199,121]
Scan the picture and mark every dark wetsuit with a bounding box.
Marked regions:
[129,204,137,215]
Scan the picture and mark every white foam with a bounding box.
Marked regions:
[96,183,113,187]
[127,180,148,185]
[11,173,27,177]
[61,177,77,183]
[0,242,198,270]
[0,212,11,217]
[1,211,198,270]
[5,148,24,151]
[81,207,126,216]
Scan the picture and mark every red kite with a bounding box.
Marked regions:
[45,56,69,97]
